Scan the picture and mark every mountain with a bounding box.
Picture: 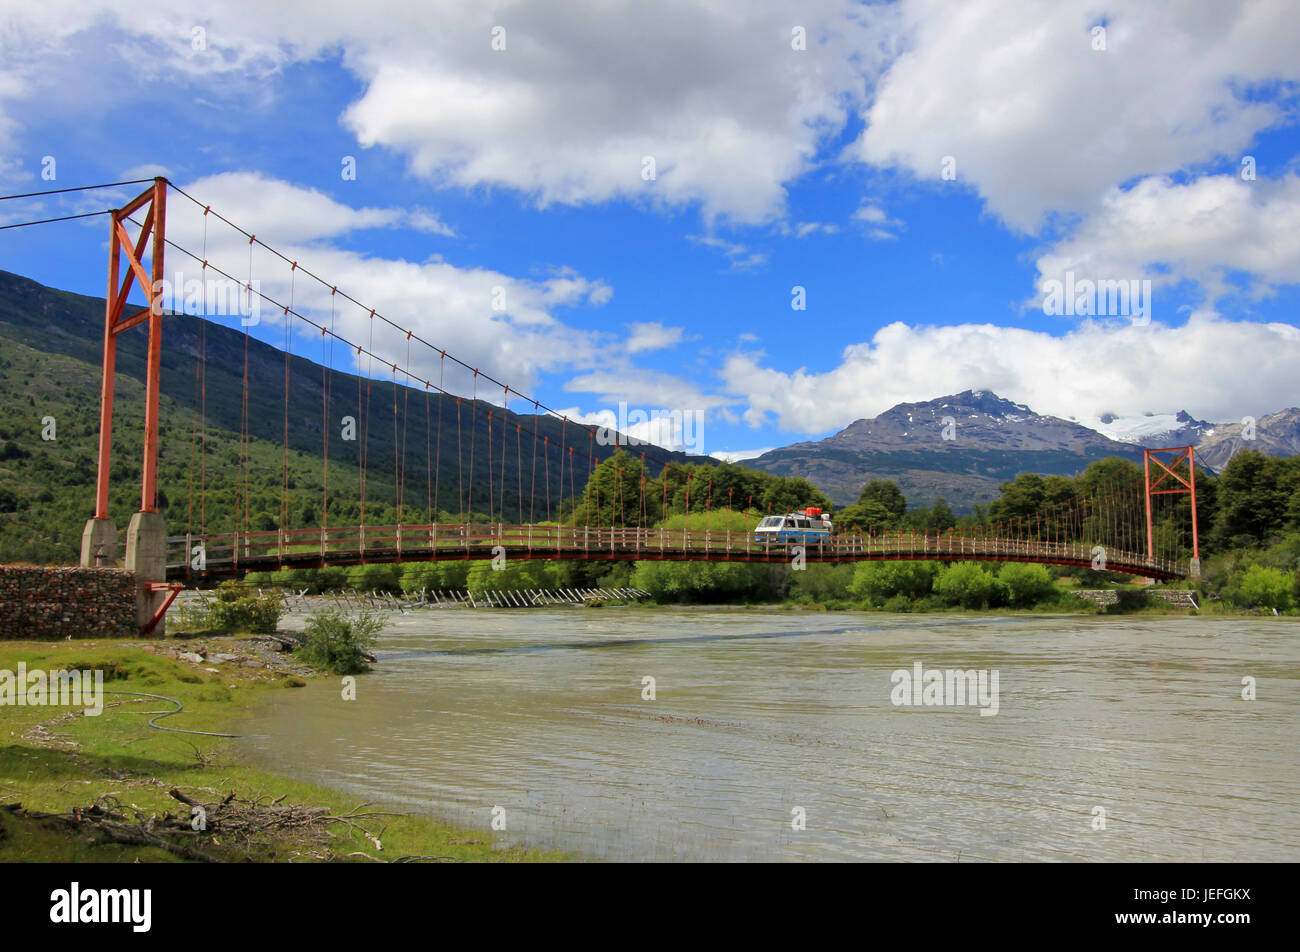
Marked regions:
[1081,405,1300,471]
[1085,409,1216,447]
[1193,408,1300,471]
[746,390,1144,511]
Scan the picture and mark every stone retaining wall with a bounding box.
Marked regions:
[1072,589,1200,608]
[0,565,138,639]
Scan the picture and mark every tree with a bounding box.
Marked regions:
[988,472,1046,524]
[1211,450,1288,549]
[921,498,956,533]
[836,499,900,531]
[857,480,907,520]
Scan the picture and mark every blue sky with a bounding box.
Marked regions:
[2,0,1299,460]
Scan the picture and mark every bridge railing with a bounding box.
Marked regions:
[165,523,1185,578]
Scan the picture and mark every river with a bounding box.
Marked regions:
[240,607,1300,861]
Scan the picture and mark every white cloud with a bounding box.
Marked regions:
[855,0,1300,232]
[792,221,839,238]
[120,163,174,181]
[556,403,708,455]
[174,171,456,244]
[160,172,610,397]
[334,1,881,225]
[1034,173,1300,305]
[852,202,904,239]
[563,369,729,416]
[852,204,888,224]
[711,447,773,463]
[0,1,887,225]
[625,321,684,354]
[687,234,769,272]
[722,315,1300,434]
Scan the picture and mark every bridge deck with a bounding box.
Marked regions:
[166,523,1187,581]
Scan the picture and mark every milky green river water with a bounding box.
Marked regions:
[239,608,1299,861]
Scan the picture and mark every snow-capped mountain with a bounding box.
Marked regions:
[1082,409,1216,447]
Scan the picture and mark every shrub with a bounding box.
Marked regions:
[175,582,281,633]
[632,559,775,603]
[934,562,1000,609]
[790,563,854,603]
[997,563,1056,606]
[400,560,473,592]
[209,582,282,633]
[345,563,401,593]
[467,558,557,594]
[847,561,935,604]
[1236,564,1294,612]
[294,609,384,674]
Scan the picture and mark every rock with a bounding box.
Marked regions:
[177,651,205,664]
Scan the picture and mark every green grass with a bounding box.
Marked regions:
[0,640,567,863]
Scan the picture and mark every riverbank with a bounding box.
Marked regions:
[0,638,567,862]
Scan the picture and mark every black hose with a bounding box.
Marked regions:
[103,690,242,738]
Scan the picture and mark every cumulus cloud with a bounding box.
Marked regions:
[1034,172,1300,305]
[335,1,881,224]
[722,315,1300,434]
[856,0,1300,232]
[175,171,457,244]
[0,1,890,225]
[160,172,610,398]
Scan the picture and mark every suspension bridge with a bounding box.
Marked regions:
[1,178,1202,633]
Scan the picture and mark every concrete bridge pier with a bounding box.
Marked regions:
[79,517,120,568]
[124,511,168,635]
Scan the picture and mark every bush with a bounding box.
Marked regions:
[400,560,472,592]
[934,562,1000,609]
[467,558,557,594]
[345,563,402,593]
[790,564,855,603]
[1237,564,1294,612]
[848,561,935,604]
[212,581,281,632]
[632,559,776,603]
[997,563,1056,606]
[294,609,384,674]
[175,582,281,633]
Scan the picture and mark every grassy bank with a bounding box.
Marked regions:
[0,638,566,863]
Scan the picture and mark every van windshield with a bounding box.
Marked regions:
[758,517,783,528]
